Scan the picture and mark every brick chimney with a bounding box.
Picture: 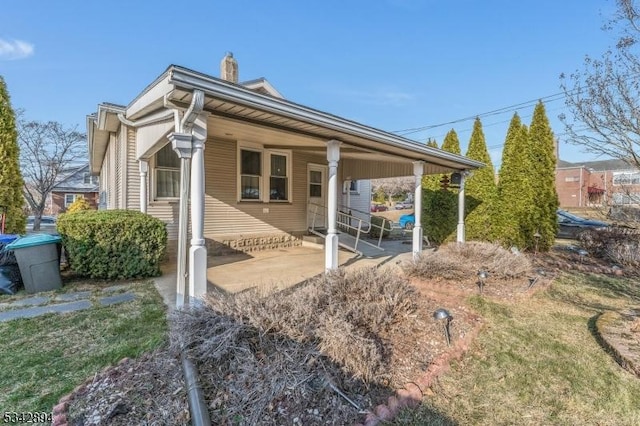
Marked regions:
[220,52,238,83]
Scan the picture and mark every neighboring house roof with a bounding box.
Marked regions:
[52,164,99,193]
[88,64,484,175]
[558,158,637,172]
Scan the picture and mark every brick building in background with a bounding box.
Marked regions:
[49,164,99,215]
[555,158,640,208]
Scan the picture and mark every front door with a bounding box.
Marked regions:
[307,164,327,229]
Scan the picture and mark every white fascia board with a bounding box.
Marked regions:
[97,103,126,131]
[127,73,172,120]
[167,66,484,171]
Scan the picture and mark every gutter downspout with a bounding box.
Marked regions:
[169,90,205,309]
[181,352,211,426]
[579,166,584,207]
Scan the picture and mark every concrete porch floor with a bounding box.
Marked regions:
[154,238,418,310]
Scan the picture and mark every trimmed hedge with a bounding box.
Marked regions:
[369,215,392,239]
[57,210,167,279]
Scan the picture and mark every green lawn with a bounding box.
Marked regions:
[0,280,168,412]
[394,272,640,426]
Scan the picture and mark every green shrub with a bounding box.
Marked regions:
[57,209,167,279]
[369,215,392,238]
[66,197,91,213]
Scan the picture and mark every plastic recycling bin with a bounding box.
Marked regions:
[6,234,62,293]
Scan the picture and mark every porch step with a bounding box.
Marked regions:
[302,234,325,249]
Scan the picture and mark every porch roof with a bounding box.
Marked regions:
[91,65,484,174]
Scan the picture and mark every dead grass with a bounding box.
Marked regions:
[405,241,532,281]
[170,267,420,424]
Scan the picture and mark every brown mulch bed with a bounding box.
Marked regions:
[65,243,574,425]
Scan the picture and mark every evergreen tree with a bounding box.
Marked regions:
[0,76,26,234]
[496,114,534,248]
[422,136,458,244]
[421,138,441,190]
[528,101,559,251]
[464,118,497,241]
[441,129,461,154]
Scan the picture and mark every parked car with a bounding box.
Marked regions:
[399,213,415,230]
[371,204,388,212]
[557,209,609,239]
[395,201,414,210]
[26,216,57,233]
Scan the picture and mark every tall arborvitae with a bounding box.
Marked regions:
[422,136,458,244]
[0,76,26,234]
[496,114,534,248]
[464,118,497,241]
[441,129,461,154]
[527,101,559,251]
[421,138,441,190]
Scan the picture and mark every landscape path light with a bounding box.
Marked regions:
[533,230,542,256]
[433,308,453,346]
[477,270,489,295]
[578,249,588,264]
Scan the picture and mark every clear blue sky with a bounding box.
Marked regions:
[0,0,618,168]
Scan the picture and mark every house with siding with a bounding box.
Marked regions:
[86,53,482,304]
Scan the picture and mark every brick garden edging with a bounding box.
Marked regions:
[51,357,132,426]
[354,311,484,426]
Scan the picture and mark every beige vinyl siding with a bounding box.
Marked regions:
[147,202,179,241]
[126,127,141,210]
[114,131,122,209]
[341,159,413,180]
[203,138,319,239]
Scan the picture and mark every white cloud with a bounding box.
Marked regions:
[0,39,34,60]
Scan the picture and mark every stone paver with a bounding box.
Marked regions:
[55,291,92,302]
[11,296,50,307]
[101,285,129,293]
[99,292,135,306]
[0,300,92,322]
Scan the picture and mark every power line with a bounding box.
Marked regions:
[392,91,572,136]
[393,71,640,137]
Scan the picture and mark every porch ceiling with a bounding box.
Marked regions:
[169,90,475,175]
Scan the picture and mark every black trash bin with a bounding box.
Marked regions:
[0,234,22,295]
[6,234,62,294]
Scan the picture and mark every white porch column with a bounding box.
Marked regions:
[325,140,341,271]
[168,132,192,309]
[189,114,208,302]
[412,161,424,258]
[139,160,148,214]
[457,171,467,243]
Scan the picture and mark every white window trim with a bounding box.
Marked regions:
[152,145,180,201]
[342,179,360,194]
[64,193,81,208]
[612,170,640,186]
[237,142,292,203]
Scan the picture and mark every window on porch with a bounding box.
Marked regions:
[155,143,180,199]
[239,146,291,202]
[240,149,261,200]
[269,153,288,201]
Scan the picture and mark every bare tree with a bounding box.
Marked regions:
[371,177,415,204]
[18,119,86,230]
[560,0,640,168]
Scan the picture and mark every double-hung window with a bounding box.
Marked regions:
[269,153,288,201]
[65,194,81,207]
[238,145,291,202]
[155,143,180,199]
[240,149,262,200]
